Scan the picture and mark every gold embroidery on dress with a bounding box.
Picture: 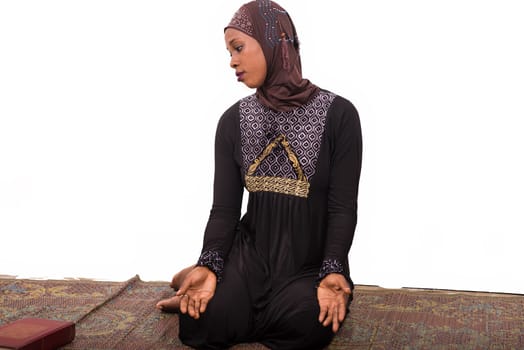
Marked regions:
[245,134,310,198]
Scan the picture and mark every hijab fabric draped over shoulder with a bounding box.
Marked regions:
[226,0,319,112]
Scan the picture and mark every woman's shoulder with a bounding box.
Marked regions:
[221,100,241,118]
[217,100,241,128]
[319,89,358,116]
[318,89,360,132]
[220,94,257,119]
[216,94,256,133]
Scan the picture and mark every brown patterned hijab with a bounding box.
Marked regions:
[226,0,319,112]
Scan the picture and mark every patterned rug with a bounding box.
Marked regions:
[1,275,523,349]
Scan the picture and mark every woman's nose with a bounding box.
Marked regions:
[230,55,239,69]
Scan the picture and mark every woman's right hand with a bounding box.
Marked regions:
[176,266,217,319]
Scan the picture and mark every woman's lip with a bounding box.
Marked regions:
[236,72,245,81]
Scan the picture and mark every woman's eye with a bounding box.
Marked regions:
[235,45,243,52]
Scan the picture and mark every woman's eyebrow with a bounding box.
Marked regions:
[228,38,241,46]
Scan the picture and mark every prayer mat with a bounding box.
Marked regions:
[1,275,523,349]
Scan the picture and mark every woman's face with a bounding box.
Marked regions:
[225,28,267,89]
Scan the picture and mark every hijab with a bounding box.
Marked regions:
[226,0,319,112]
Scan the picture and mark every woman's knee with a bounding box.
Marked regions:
[262,308,334,350]
[179,284,252,348]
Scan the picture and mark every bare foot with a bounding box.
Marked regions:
[156,295,181,313]
[171,264,196,290]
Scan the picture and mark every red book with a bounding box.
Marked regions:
[0,318,75,350]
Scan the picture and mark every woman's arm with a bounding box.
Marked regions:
[320,97,363,283]
[317,97,362,332]
[197,105,244,282]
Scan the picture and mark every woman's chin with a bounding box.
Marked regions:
[242,80,263,89]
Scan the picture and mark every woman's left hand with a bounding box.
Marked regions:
[317,273,351,333]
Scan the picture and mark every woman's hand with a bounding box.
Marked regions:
[176,266,217,320]
[317,273,351,333]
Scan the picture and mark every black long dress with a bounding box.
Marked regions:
[179,90,362,350]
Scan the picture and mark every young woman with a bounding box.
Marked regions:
[157,1,362,348]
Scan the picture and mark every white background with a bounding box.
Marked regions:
[1,1,523,294]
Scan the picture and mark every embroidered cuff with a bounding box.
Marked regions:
[318,258,344,281]
[197,250,224,282]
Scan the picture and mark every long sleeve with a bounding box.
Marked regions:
[197,104,244,281]
[319,97,362,283]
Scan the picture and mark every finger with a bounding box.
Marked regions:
[179,294,189,314]
[175,288,186,297]
[323,305,334,327]
[318,303,328,323]
[194,298,201,312]
[337,303,347,322]
[194,299,201,319]
[200,299,209,313]
[189,300,196,318]
[176,280,190,297]
[188,298,197,319]
[332,308,340,333]
[336,293,347,320]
